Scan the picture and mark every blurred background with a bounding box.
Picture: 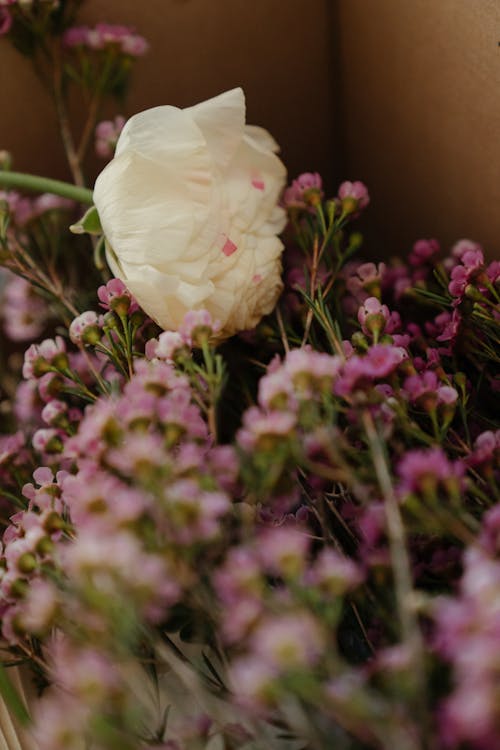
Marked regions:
[0,0,499,259]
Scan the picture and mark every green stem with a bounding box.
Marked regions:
[0,171,93,205]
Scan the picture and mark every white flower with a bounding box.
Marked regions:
[93,88,287,337]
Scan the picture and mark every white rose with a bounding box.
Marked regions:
[93,87,287,337]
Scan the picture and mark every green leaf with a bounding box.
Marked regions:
[70,205,102,236]
[0,662,31,726]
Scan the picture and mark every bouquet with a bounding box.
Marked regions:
[0,3,498,749]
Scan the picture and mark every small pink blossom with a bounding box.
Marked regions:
[95,115,126,159]
[63,23,148,57]
[179,309,220,345]
[337,180,370,214]
[345,261,386,302]
[146,331,185,362]
[448,248,485,300]
[69,311,101,345]
[397,447,465,496]
[282,172,323,210]
[97,278,139,314]
[23,336,67,379]
[409,238,440,267]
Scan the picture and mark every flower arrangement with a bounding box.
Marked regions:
[0,3,499,750]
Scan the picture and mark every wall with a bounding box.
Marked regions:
[334,0,500,258]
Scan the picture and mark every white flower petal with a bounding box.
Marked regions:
[185,87,245,170]
[245,124,281,154]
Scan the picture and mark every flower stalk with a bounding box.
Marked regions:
[0,170,94,204]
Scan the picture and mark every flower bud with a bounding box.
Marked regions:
[17,553,37,575]
[0,150,12,170]
[110,294,131,316]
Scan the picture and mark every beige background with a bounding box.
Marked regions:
[0,0,499,259]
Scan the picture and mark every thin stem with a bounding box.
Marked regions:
[362,411,418,644]
[301,234,320,346]
[0,171,93,204]
[76,91,101,163]
[275,305,290,354]
[52,41,86,187]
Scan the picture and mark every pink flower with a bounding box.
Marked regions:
[357,296,390,336]
[32,428,64,454]
[69,311,101,345]
[403,371,458,410]
[251,612,323,669]
[409,238,440,267]
[146,330,186,361]
[337,180,370,214]
[97,278,139,314]
[345,261,386,302]
[397,447,465,496]
[282,172,323,209]
[448,248,485,300]
[309,548,364,595]
[179,309,220,346]
[23,336,67,379]
[237,407,296,451]
[257,526,310,577]
[63,23,148,57]
[451,238,483,263]
[95,115,126,159]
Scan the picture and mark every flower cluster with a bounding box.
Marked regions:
[0,13,499,742]
[63,23,148,56]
